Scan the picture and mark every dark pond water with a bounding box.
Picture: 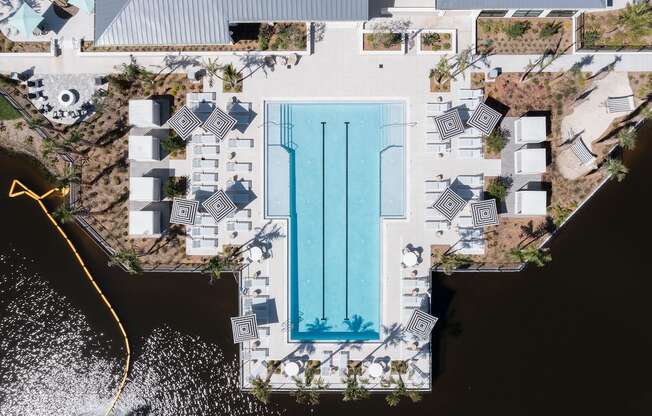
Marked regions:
[1,123,651,415]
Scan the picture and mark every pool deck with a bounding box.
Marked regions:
[187,23,503,390]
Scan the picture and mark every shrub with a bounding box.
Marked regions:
[421,32,441,46]
[539,21,562,39]
[164,176,188,198]
[484,127,507,155]
[504,21,531,39]
[583,30,601,48]
[161,133,185,154]
[486,177,509,201]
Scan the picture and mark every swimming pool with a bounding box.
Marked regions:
[265,101,405,341]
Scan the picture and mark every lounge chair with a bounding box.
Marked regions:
[425,220,450,231]
[456,137,482,148]
[456,216,474,228]
[227,162,253,172]
[196,214,218,226]
[426,142,450,154]
[193,158,219,169]
[455,148,483,159]
[321,351,334,374]
[458,88,484,100]
[193,145,220,157]
[192,172,219,184]
[229,138,254,148]
[339,352,349,377]
[191,238,219,249]
[424,192,442,207]
[424,180,449,193]
[426,101,452,117]
[191,226,218,238]
[228,209,251,219]
[196,134,220,145]
[227,221,252,231]
[456,175,483,188]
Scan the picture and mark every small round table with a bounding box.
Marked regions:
[284,361,299,377]
[368,362,383,378]
[403,251,418,267]
[250,246,263,262]
[57,90,77,108]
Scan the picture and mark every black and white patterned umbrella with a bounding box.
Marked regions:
[434,109,465,141]
[202,190,237,223]
[432,186,467,222]
[470,199,499,227]
[467,102,502,135]
[405,309,438,339]
[203,107,237,141]
[168,106,202,139]
[170,198,199,225]
[231,314,259,343]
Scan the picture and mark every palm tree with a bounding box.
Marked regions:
[342,369,369,402]
[205,248,242,279]
[385,375,422,407]
[52,204,75,224]
[605,158,629,182]
[617,128,637,150]
[202,58,223,88]
[222,63,242,92]
[510,246,552,267]
[429,57,453,84]
[109,249,143,275]
[618,2,652,38]
[251,376,272,404]
[56,166,79,189]
[437,253,472,276]
[292,367,328,406]
[452,47,473,78]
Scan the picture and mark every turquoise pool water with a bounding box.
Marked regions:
[265,101,405,341]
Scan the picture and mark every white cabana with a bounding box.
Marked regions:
[129,100,161,128]
[515,148,547,174]
[7,3,43,35]
[515,190,547,216]
[129,177,161,201]
[128,135,160,161]
[514,117,547,144]
[128,211,161,236]
[68,0,94,13]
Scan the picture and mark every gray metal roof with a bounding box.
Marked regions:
[436,0,605,9]
[95,0,368,46]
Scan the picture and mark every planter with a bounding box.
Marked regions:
[429,77,451,93]
[417,29,456,54]
[361,30,406,55]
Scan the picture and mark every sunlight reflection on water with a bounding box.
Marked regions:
[0,249,282,416]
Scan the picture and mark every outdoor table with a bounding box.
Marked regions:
[284,361,299,377]
[368,362,383,378]
[57,89,77,107]
[402,251,418,267]
[250,246,263,262]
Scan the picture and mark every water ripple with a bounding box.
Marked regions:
[0,248,283,416]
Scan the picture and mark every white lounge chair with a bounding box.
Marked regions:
[424,192,441,207]
[426,101,452,117]
[228,209,251,219]
[459,88,484,100]
[339,352,349,377]
[191,238,219,249]
[196,214,218,226]
[456,216,474,228]
[456,175,483,188]
[193,172,219,184]
[426,142,451,154]
[193,158,218,169]
[227,221,252,231]
[193,145,219,157]
[227,162,253,172]
[191,226,219,238]
[195,134,220,145]
[424,180,449,193]
[425,131,441,143]
[229,138,254,148]
[456,148,483,159]
[425,207,447,221]
[321,350,334,374]
[456,137,482,148]
[425,220,450,231]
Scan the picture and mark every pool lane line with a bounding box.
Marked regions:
[344,121,350,322]
[321,121,326,321]
[8,179,130,416]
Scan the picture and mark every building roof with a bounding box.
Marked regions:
[129,210,161,236]
[515,117,546,143]
[128,99,161,128]
[436,0,606,9]
[128,135,160,161]
[515,190,547,216]
[129,177,161,202]
[95,0,369,46]
[515,148,547,174]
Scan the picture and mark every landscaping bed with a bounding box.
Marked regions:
[419,30,453,53]
[82,22,307,52]
[581,6,652,49]
[0,95,20,120]
[363,32,404,51]
[1,31,50,53]
[476,18,572,55]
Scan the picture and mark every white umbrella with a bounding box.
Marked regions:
[250,246,263,262]
[284,361,299,377]
[7,3,43,35]
[368,362,383,378]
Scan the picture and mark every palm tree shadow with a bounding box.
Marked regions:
[343,314,373,333]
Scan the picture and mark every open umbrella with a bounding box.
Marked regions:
[68,0,94,14]
[7,3,43,35]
